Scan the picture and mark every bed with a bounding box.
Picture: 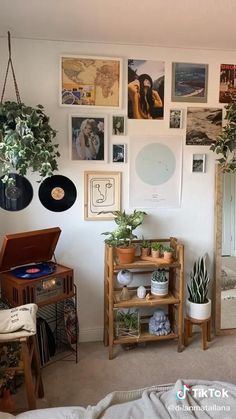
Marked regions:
[1,379,236,418]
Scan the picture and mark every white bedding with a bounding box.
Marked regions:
[3,379,236,418]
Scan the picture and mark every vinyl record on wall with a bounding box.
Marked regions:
[0,173,33,211]
[38,175,77,212]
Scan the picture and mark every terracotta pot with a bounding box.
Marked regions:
[116,247,136,264]
[0,389,16,412]
[151,249,160,258]
[163,251,173,261]
[141,247,150,257]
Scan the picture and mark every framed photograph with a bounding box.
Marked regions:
[84,171,121,220]
[219,63,236,103]
[69,115,107,162]
[192,154,206,173]
[172,62,208,103]
[60,55,122,108]
[169,109,183,128]
[128,59,165,119]
[112,144,126,163]
[186,107,222,145]
[112,115,125,135]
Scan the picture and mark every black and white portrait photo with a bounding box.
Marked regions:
[169,109,183,128]
[70,115,107,162]
[112,144,126,163]
[112,116,125,135]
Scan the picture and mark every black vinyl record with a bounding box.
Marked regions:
[38,175,77,212]
[0,173,33,211]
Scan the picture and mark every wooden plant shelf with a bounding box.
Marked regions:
[103,238,184,359]
[114,331,178,345]
[114,258,180,270]
[114,290,180,308]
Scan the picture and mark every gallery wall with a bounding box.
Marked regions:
[0,37,235,341]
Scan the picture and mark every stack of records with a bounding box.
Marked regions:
[37,317,56,366]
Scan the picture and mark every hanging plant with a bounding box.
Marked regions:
[0,101,60,184]
[0,32,60,185]
[210,102,236,172]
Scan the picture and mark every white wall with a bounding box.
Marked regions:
[0,38,235,341]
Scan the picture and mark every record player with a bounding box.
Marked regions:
[0,227,74,307]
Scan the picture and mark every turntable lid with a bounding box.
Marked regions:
[0,227,61,271]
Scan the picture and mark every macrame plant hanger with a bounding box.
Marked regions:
[1,31,21,105]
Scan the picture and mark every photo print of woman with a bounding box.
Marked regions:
[71,116,105,161]
[128,59,165,119]
[112,116,125,135]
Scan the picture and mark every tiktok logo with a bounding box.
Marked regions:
[176,384,191,400]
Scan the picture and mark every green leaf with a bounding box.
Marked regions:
[0,101,60,185]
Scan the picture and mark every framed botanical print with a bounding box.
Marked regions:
[84,171,121,220]
[69,114,108,162]
[172,62,208,103]
[60,55,122,108]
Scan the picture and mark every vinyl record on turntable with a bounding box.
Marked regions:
[38,175,77,212]
[0,173,33,211]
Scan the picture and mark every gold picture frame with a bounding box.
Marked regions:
[84,171,121,220]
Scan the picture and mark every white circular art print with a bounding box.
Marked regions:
[135,143,176,185]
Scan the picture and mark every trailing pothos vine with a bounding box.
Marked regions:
[0,101,60,185]
[0,33,60,185]
[210,102,236,172]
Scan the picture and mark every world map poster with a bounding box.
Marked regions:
[60,55,122,107]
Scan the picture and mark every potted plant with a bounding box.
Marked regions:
[0,101,60,185]
[186,256,211,320]
[210,102,236,173]
[163,245,174,261]
[151,269,169,296]
[151,242,163,258]
[102,210,147,264]
[115,309,140,338]
[140,238,151,257]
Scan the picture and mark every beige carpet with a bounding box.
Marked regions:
[24,334,236,410]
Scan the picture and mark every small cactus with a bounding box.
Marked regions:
[151,269,167,283]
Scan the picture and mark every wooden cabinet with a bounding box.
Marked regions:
[103,237,184,359]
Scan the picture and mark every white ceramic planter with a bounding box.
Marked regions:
[151,279,169,296]
[186,298,211,320]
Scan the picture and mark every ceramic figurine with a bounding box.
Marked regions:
[149,309,171,335]
[137,286,146,299]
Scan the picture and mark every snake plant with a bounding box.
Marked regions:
[187,256,210,304]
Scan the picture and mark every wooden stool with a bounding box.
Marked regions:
[0,334,44,411]
[184,316,211,350]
